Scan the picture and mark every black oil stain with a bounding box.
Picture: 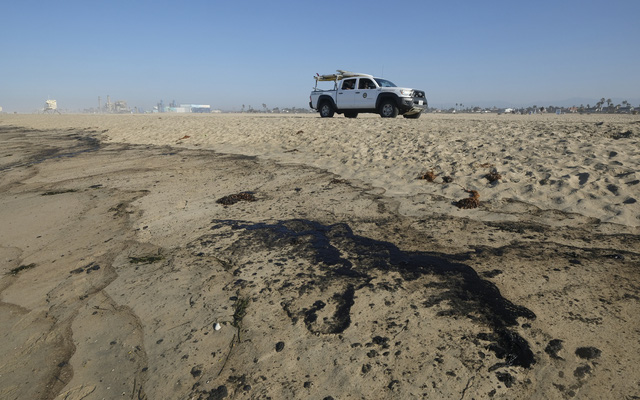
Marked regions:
[206,219,537,368]
[0,126,101,172]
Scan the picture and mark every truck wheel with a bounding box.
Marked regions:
[344,112,358,118]
[379,100,398,118]
[403,113,421,119]
[319,102,335,118]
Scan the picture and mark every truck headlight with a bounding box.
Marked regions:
[400,89,414,96]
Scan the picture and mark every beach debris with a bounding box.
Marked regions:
[214,322,222,331]
[455,190,480,209]
[179,135,190,140]
[296,130,304,134]
[330,178,348,184]
[442,176,454,183]
[216,192,257,205]
[417,170,437,182]
[275,341,285,352]
[485,171,502,183]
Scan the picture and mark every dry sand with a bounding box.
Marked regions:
[0,113,639,399]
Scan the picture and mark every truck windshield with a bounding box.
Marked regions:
[374,78,397,87]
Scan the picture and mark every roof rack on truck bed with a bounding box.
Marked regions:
[314,70,373,82]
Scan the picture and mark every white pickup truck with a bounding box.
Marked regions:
[309,70,427,119]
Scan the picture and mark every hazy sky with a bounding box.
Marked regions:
[1,0,639,112]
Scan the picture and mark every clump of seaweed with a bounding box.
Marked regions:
[485,171,502,183]
[128,255,164,265]
[330,178,348,184]
[455,190,480,209]
[232,297,250,341]
[70,262,101,274]
[232,297,250,328]
[418,170,437,182]
[442,176,454,183]
[477,162,495,169]
[42,189,77,196]
[9,263,36,276]
[216,192,257,206]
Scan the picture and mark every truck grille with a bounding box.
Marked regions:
[414,90,425,98]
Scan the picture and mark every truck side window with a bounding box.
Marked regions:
[359,79,375,90]
[342,79,355,90]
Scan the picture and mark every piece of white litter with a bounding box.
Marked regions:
[214,323,221,331]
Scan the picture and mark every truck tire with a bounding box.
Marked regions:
[319,101,335,118]
[379,100,398,118]
[403,112,421,119]
[344,112,358,118]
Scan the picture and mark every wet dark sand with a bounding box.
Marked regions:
[0,126,639,399]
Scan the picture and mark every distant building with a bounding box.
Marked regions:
[114,100,129,113]
[187,104,211,113]
[161,104,212,113]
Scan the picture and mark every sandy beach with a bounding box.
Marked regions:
[1,113,639,399]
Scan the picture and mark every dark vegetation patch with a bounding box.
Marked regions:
[485,171,502,183]
[455,190,480,209]
[9,263,36,276]
[418,170,437,182]
[216,192,256,206]
[575,346,601,360]
[69,262,101,274]
[128,255,164,264]
[545,339,564,360]
[232,297,250,329]
[42,189,78,196]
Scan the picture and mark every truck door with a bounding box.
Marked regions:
[354,78,378,109]
[336,78,357,109]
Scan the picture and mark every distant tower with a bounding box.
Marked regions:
[43,99,61,114]
[98,96,101,113]
[106,95,112,113]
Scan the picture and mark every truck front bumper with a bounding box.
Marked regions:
[399,96,428,115]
